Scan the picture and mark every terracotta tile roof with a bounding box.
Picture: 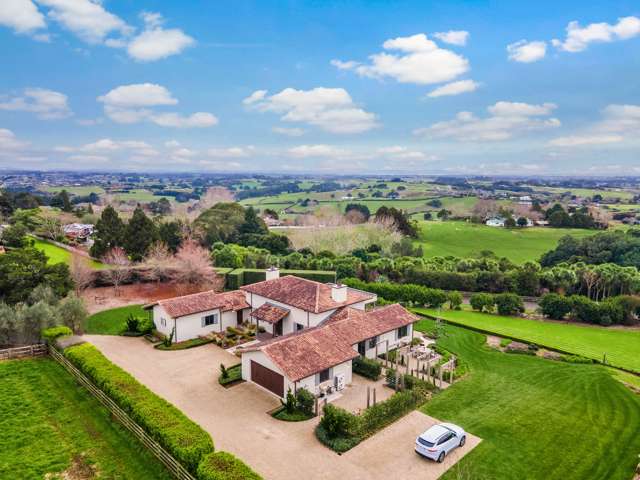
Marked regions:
[240,275,375,313]
[242,303,417,381]
[145,290,250,319]
[250,303,289,324]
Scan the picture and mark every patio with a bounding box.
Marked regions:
[328,373,395,413]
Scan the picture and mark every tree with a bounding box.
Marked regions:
[91,205,125,258]
[239,206,268,236]
[517,217,528,227]
[504,216,516,228]
[57,293,88,334]
[70,255,94,296]
[436,209,451,220]
[1,223,28,248]
[470,293,494,312]
[194,202,246,245]
[447,291,463,310]
[375,207,418,237]
[174,238,224,294]
[143,241,174,283]
[101,247,131,296]
[539,293,572,320]
[158,220,184,252]
[345,204,371,221]
[124,206,158,261]
[494,293,524,316]
[0,248,72,305]
[149,197,172,215]
[37,214,63,241]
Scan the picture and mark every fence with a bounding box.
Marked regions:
[0,344,47,360]
[48,346,197,480]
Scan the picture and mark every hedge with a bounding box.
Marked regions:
[197,452,261,480]
[41,325,73,342]
[64,343,214,473]
[352,356,382,380]
[224,268,336,289]
[342,278,448,308]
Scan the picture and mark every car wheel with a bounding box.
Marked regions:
[437,452,445,463]
[459,436,466,447]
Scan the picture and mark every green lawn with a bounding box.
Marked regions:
[415,307,640,373]
[415,319,640,480]
[0,358,171,480]
[85,304,147,335]
[415,221,599,263]
[112,189,173,202]
[32,239,103,269]
[42,185,105,196]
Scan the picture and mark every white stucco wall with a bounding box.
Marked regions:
[152,304,249,343]
[355,324,414,359]
[295,360,353,395]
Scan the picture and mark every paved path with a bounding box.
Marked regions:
[85,335,481,480]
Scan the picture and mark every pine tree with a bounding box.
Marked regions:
[90,205,125,258]
[124,206,158,261]
[239,206,267,235]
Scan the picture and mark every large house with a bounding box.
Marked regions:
[146,268,419,399]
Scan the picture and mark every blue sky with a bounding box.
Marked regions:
[0,0,639,175]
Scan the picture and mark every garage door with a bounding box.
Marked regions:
[250,360,284,397]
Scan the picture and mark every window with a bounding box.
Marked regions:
[437,433,454,445]
[397,325,408,339]
[295,323,304,331]
[160,317,166,327]
[368,335,378,349]
[318,368,331,383]
[203,313,218,326]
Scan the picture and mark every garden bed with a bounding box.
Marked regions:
[271,405,315,422]
[155,337,214,351]
[218,363,243,387]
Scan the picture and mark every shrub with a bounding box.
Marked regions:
[494,293,524,316]
[41,325,72,342]
[197,452,262,480]
[358,389,427,436]
[539,293,573,320]
[282,388,296,414]
[341,278,448,308]
[64,343,213,473]
[470,293,494,312]
[561,354,595,364]
[447,291,463,310]
[352,356,382,380]
[125,314,139,333]
[319,404,357,438]
[137,317,154,334]
[295,388,315,416]
[569,295,601,324]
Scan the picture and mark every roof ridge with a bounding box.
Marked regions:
[158,288,217,304]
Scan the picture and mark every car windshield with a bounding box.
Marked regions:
[418,437,434,447]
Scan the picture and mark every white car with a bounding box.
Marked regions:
[415,423,466,463]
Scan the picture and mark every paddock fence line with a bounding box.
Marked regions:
[0,344,47,360]
[48,345,197,480]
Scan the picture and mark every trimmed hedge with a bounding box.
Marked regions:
[64,343,213,473]
[224,268,336,289]
[41,325,72,342]
[352,356,382,380]
[197,452,261,480]
[342,278,448,308]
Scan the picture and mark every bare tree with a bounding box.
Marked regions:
[173,238,223,294]
[70,254,95,296]
[101,247,131,296]
[472,199,498,220]
[143,241,175,283]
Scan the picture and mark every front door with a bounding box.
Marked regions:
[236,309,243,326]
[274,319,283,336]
[357,341,366,356]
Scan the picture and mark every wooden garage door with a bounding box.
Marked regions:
[250,360,284,397]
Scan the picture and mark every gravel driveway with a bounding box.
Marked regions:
[85,335,480,480]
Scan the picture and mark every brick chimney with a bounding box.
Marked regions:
[331,283,347,303]
[265,267,280,281]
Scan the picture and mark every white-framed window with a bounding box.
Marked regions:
[397,325,409,339]
[202,313,218,326]
[368,335,378,349]
[295,323,304,331]
[316,367,332,385]
[160,317,166,327]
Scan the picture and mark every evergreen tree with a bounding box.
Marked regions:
[124,206,158,261]
[239,206,268,235]
[90,205,125,258]
[158,220,183,252]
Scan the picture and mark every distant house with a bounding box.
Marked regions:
[486,216,505,227]
[63,223,94,242]
[262,216,281,227]
[518,195,533,206]
[534,220,549,227]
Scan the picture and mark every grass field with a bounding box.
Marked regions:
[0,358,171,480]
[112,189,172,202]
[42,185,105,196]
[415,221,599,263]
[414,307,640,373]
[415,319,640,480]
[85,304,147,335]
[32,239,103,269]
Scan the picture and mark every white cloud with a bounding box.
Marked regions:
[164,140,181,148]
[98,83,217,128]
[433,30,469,46]
[287,144,352,159]
[548,134,624,147]
[0,128,29,150]
[0,0,46,34]
[36,0,132,44]
[414,101,560,141]
[377,145,434,161]
[0,87,71,119]
[150,112,217,128]
[507,40,547,63]
[126,12,194,61]
[56,138,157,155]
[552,16,640,53]
[272,127,305,137]
[67,154,109,163]
[426,79,479,98]
[207,146,254,158]
[244,87,378,134]
[331,33,469,85]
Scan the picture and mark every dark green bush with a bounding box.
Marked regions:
[319,404,358,439]
[295,387,315,416]
[469,293,494,312]
[352,356,382,380]
[64,343,213,473]
[539,293,573,319]
[41,325,72,342]
[494,293,525,316]
[561,354,595,364]
[197,452,262,480]
[341,278,449,308]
